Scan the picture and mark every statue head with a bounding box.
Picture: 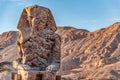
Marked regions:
[17,5,57,36]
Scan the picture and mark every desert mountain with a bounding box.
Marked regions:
[0,22,120,79]
[0,31,17,48]
[58,22,120,79]
[0,31,18,62]
[59,22,120,70]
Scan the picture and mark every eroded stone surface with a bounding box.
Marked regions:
[15,5,61,72]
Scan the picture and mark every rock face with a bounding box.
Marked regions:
[16,5,61,72]
[57,22,120,79]
[58,22,120,71]
[0,43,18,62]
[0,31,17,48]
[0,31,18,62]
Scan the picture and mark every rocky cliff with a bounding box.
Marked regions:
[57,22,120,79]
[0,31,17,48]
[0,31,18,62]
[0,22,120,79]
[58,22,120,70]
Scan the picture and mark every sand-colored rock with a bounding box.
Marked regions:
[16,5,61,72]
[0,31,18,62]
[58,22,120,79]
[0,31,17,48]
[11,5,61,80]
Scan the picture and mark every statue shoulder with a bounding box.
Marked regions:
[54,33,61,41]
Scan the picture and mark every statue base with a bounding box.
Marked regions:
[12,61,61,80]
[12,70,61,80]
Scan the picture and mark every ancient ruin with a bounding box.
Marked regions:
[12,5,61,80]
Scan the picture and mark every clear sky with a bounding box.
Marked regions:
[0,0,120,34]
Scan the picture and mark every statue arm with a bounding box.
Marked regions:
[46,34,61,72]
[52,34,61,64]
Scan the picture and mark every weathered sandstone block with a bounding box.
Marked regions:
[16,5,61,71]
[12,5,61,80]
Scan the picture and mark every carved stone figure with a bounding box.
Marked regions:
[13,5,61,80]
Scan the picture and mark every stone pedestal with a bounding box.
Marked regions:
[12,60,61,80]
[12,70,61,80]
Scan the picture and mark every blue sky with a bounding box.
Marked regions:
[0,0,120,34]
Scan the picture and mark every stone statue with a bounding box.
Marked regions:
[13,5,61,80]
